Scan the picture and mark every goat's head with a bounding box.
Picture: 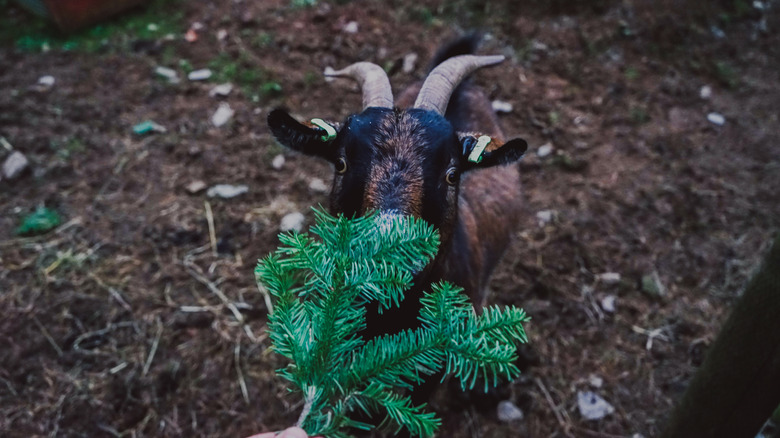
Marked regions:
[267,55,527,243]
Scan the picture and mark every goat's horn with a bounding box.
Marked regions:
[414,55,505,115]
[326,62,394,109]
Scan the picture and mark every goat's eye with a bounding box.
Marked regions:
[335,157,348,174]
[445,167,458,185]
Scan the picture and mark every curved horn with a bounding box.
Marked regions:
[414,55,505,115]
[326,62,394,109]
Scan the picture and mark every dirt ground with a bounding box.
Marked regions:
[1,0,779,437]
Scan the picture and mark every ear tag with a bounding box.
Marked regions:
[468,135,492,163]
[310,118,337,142]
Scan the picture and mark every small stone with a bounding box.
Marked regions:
[491,100,513,114]
[535,210,555,226]
[191,22,204,31]
[217,29,228,41]
[588,375,604,388]
[188,145,202,156]
[155,66,180,83]
[211,103,234,127]
[323,66,337,83]
[402,53,418,74]
[185,180,207,194]
[38,75,55,87]
[597,272,622,284]
[308,178,329,194]
[699,85,712,99]
[207,184,248,199]
[271,154,286,170]
[185,28,198,42]
[497,400,524,422]
[537,142,554,158]
[188,68,212,81]
[577,391,615,421]
[600,295,617,313]
[641,271,667,299]
[2,151,29,180]
[280,212,305,233]
[209,83,233,97]
[707,112,726,126]
[147,23,159,32]
[343,21,359,34]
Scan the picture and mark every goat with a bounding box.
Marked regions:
[267,38,527,341]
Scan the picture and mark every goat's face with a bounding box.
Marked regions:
[268,106,526,240]
[267,55,526,243]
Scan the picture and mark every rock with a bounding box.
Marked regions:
[343,21,359,34]
[588,375,604,389]
[271,154,285,170]
[491,100,513,114]
[641,271,667,299]
[211,103,234,127]
[497,400,524,422]
[577,391,615,420]
[600,295,617,313]
[188,68,212,81]
[38,75,55,87]
[185,180,207,194]
[597,272,622,284]
[2,151,29,180]
[308,178,329,194]
[699,85,712,99]
[155,66,180,83]
[209,83,233,97]
[535,210,555,226]
[207,184,248,199]
[280,212,305,233]
[707,112,726,126]
[537,142,554,158]
[217,29,228,41]
[402,53,418,74]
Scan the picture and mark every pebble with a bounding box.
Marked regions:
[280,212,305,233]
[535,210,555,226]
[308,178,329,194]
[211,103,234,127]
[155,66,180,83]
[641,271,667,299]
[271,154,286,170]
[188,68,212,81]
[597,272,621,284]
[600,295,617,313]
[217,29,228,41]
[699,85,712,99]
[537,142,554,158]
[402,53,418,74]
[577,391,615,420]
[185,180,207,194]
[497,400,524,422]
[491,100,513,114]
[207,184,248,199]
[209,83,233,97]
[707,112,726,126]
[343,21,359,34]
[588,375,604,389]
[2,151,29,180]
[38,75,55,87]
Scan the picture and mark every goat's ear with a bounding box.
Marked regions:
[267,109,340,162]
[458,133,528,171]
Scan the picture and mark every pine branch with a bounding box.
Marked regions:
[257,209,530,437]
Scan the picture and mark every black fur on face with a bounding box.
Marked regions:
[267,107,527,235]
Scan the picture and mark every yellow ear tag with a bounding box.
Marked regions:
[468,135,492,163]
[310,118,337,142]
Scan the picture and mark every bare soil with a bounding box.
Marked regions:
[1,0,779,437]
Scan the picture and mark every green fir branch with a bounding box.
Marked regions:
[257,208,529,437]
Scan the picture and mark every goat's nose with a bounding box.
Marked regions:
[373,209,403,235]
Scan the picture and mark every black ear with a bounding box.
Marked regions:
[459,134,528,171]
[267,109,339,162]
